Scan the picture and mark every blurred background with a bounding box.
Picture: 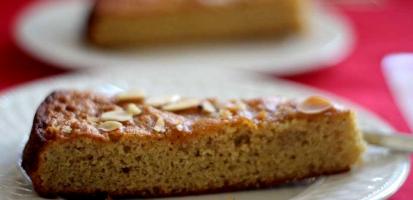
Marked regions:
[1,0,412,199]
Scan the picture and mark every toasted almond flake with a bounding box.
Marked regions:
[153,116,166,133]
[115,90,145,102]
[98,121,123,132]
[61,126,72,134]
[234,100,247,111]
[226,100,248,112]
[101,110,132,122]
[146,95,181,107]
[162,98,201,111]
[176,124,184,131]
[126,103,142,116]
[238,101,248,110]
[297,96,332,114]
[219,109,233,119]
[201,101,216,113]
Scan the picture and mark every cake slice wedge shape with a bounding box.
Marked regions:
[22,90,365,198]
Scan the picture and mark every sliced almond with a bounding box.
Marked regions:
[297,96,332,114]
[219,109,233,119]
[98,121,123,132]
[126,103,142,116]
[162,98,201,112]
[234,100,247,111]
[115,90,145,102]
[153,116,166,133]
[101,110,132,122]
[201,101,216,113]
[146,95,181,107]
[176,124,184,131]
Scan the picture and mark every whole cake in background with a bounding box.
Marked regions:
[22,90,365,198]
[85,0,308,47]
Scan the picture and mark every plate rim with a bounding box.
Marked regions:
[0,67,409,200]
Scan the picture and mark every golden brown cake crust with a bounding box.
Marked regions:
[22,90,361,198]
[85,0,307,47]
[22,90,348,140]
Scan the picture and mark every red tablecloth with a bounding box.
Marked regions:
[1,0,412,199]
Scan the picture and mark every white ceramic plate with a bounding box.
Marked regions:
[14,0,353,75]
[0,66,409,199]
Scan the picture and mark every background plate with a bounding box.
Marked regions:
[0,66,408,199]
[15,0,353,75]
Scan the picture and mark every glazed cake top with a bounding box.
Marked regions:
[35,90,346,141]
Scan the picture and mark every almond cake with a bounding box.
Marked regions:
[85,0,308,47]
[22,90,365,198]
